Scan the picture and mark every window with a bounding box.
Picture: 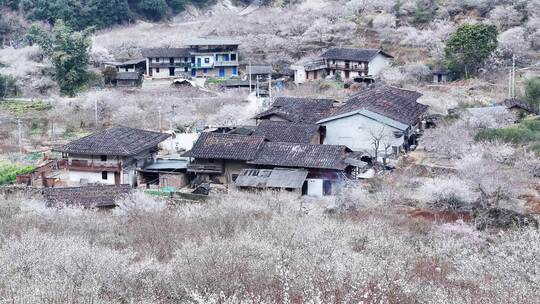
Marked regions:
[125,67,128,72]
[100,155,107,161]
[203,68,208,74]
[156,68,160,73]
[156,58,160,62]
[102,171,108,180]
[231,54,236,61]
[204,58,210,63]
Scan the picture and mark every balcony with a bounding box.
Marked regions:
[149,62,191,68]
[187,163,223,174]
[214,60,239,67]
[327,63,368,73]
[67,159,121,172]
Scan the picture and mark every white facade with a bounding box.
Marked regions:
[368,54,391,76]
[291,65,306,84]
[68,171,115,186]
[318,111,407,155]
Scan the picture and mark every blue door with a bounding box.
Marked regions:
[197,58,201,67]
[219,67,225,77]
[191,69,196,76]
[232,67,237,76]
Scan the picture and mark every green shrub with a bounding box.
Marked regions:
[0,163,35,185]
[525,77,540,113]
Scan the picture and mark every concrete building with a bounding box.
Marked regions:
[317,86,428,158]
[142,37,240,80]
[292,48,393,84]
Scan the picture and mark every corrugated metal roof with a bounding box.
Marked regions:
[234,168,308,189]
[143,159,188,170]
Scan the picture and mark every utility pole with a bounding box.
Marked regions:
[169,105,178,131]
[268,72,272,105]
[511,54,516,98]
[248,62,252,93]
[256,75,260,100]
[17,118,22,154]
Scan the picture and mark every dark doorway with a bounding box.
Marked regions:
[323,180,332,196]
[114,172,120,185]
[344,70,350,79]
[301,181,308,195]
[169,67,175,76]
[169,57,174,64]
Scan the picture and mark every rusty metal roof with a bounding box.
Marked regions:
[42,185,131,208]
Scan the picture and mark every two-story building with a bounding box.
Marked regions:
[54,126,170,186]
[316,86,427,158]
[292,48,393,84]
[142,38,240,80]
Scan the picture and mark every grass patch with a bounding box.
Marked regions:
[62,130,89,140]
[0,100,52,115]
[206,78,226,84]
[0,162,35,185]
[475,118,540,153]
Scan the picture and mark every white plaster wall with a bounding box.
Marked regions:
[368,54,391,76]
[306,179,323,197]
[291,65,306,84]
[68,171,115,185]
[320,114,404,152]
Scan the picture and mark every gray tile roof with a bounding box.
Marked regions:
[248,142,351,170]
[182,133,266,161]
[321,48,393,62]
[186,37,240,46]
[253,120,320,143]
[42,185,131,208]
[327,86,427,126]
[141,48,191,58]
[253,97,337,123]
[56,126,170,156]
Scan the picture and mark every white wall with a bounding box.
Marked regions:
[291,65,306,84]
[320,114,404,153]
[368,54,391,76]
[68,171,115,186]
[306,179,323,197]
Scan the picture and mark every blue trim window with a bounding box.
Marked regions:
[232,67,237,76]
[203,68,208,74]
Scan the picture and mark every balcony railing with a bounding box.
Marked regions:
[149,62,191,68]
[327,63,368,73]
[187,163,223,174]
[67,159,121,172]
[214,60,239,67]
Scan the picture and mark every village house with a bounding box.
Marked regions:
[54,126,170,187]
[316,86,428,158]
[142,37,240,79]
[253,97,337,124]
[183,132,360,196]
[292,48,393,84]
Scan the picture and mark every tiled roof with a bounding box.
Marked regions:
[55,126,170,156]
[182,133,266,161]
[321,48,393,61]
[496,98,538,114]
[253,97,337,123]
[248,142,351,170]
[42,185,131,208]
[253,120,320,143]
[141,48,191,58]
[326,86,427,126]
